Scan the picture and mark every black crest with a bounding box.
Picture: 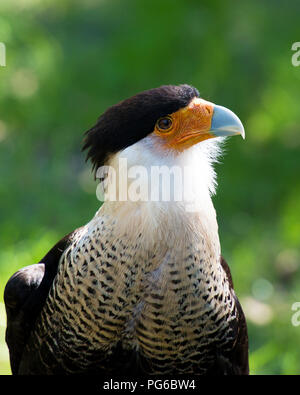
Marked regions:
[82,84,199,172]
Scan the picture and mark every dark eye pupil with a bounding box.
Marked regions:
[158,117,172,130]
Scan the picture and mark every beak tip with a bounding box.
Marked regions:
[240,127,246,140]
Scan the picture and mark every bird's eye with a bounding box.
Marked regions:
[156,116,173,132]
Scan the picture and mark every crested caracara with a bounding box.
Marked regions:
[4,84,249,375]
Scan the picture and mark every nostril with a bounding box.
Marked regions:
[205,105,212,116]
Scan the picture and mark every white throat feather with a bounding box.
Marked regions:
[93,137,224,255]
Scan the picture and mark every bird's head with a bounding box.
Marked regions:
[83,85,244,209]
[83,84,244,171]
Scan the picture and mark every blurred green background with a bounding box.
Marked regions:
[0,0,300,375]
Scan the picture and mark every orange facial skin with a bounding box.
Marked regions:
[153,98,215,152]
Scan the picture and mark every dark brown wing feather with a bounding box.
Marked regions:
[215,256,249,375]
[4,228,83,374]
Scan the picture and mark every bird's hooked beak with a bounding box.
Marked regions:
[210,103,245,140]
[184,97,245,142]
